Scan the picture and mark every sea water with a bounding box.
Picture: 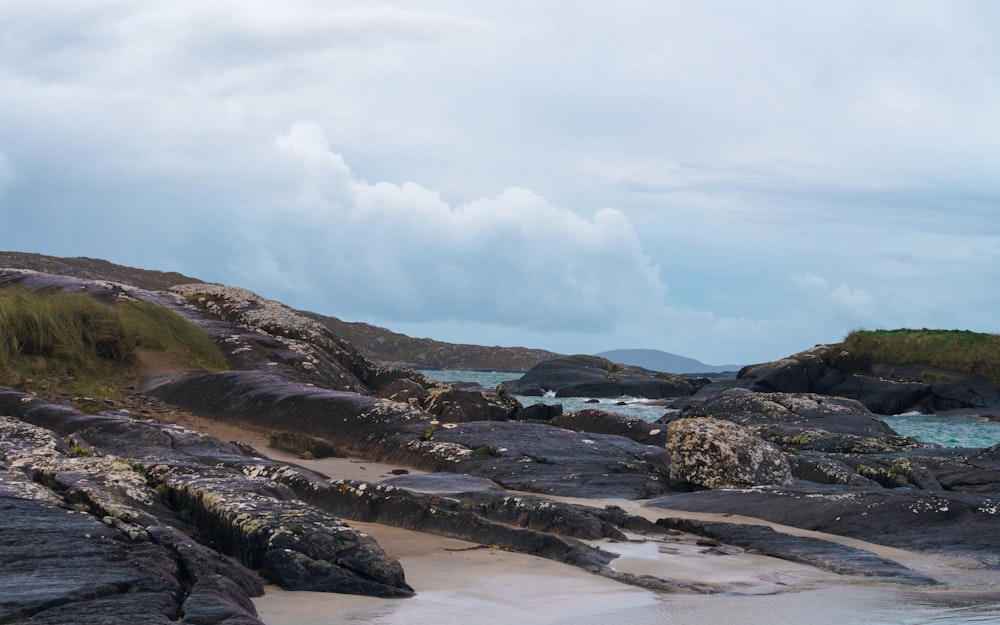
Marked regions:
[418,370,1000,448]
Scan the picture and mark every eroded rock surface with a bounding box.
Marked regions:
[0,392,414,600]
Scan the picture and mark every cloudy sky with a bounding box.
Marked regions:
[2,1,998,365]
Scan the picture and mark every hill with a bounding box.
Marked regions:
[595,348,741,374]
[0,251,202,291]
[0,251,556,371]
[304,312,557,371]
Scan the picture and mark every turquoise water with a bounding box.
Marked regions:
[880,412,1000,448]
[418,370,1000,448]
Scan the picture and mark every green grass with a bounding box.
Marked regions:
[116,298,226,371]
[0,287,226,396]
[841,328,1000,385]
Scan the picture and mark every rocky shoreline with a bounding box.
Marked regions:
[2,264,1000,623]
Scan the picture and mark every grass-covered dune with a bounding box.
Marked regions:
[841,328,1000,386]
[0,287,226,396]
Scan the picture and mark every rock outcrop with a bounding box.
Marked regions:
[738,344,1000,415]
[0,393,414,599]
[670,388,915,453]
[503,355,709,398]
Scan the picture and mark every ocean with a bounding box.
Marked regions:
[418,370,1000,448]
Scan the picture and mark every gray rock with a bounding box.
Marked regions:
[673,388,916,453]
[666,417,793,489]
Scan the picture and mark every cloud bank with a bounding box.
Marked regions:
[240,122,668,333]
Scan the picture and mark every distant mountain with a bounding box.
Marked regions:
[595,348,742,374]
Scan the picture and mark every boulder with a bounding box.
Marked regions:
[666,417,793,489]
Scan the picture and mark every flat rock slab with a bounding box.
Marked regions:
[655,517,937,585]
[647,485,1000,567]
[419,420,674,498]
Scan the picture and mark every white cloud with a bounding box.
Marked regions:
[248,121,668,333]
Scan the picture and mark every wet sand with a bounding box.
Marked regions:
[175,416,1000,625]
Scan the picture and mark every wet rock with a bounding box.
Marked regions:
[650,485,1000,567]
[656,518,937,585]
[148,373,680,499]
[0,464,263,625]
[382,472,507,495]
[521,402,563,421]
[787,453,879,487]
[666,417,793,489]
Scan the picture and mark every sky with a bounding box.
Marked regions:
[1,1,999,366]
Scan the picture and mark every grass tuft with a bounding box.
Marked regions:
[1,287,226,396]
[841,328,1000,386]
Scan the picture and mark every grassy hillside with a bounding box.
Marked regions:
[841,329,1000,385]
[0,288,226,397]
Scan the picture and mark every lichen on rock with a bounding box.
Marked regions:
[666,416,793,489]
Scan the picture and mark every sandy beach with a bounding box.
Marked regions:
[178,417,1000,625]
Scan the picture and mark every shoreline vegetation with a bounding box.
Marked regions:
[842,328,1000,386]
[0,287,227,398]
